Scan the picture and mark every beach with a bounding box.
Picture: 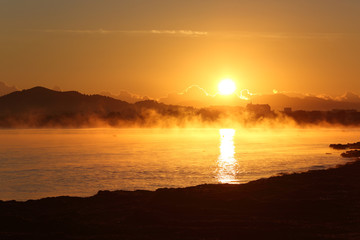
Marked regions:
[1,159,359,240]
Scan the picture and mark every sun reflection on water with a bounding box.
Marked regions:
[216,129,239,184]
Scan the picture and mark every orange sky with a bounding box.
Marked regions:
[1,0,360,98]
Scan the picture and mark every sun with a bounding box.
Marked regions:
[218,79,237,95]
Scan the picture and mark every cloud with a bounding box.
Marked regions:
[0,81,18,96]
[248,90,360,111]
[159,85,211,107]
[239,89,254,100]
[28,28,356,40]
[151,30,208,36]
[159,85,249,107]
[269,90,360,103]
[268,90,336,100]
[181,85,211,97]
[336,92,360,103]
[100,90,150,104]
[27,29,208,37]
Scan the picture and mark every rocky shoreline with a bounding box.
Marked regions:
[1,159,360,240]
[330,141,360,158]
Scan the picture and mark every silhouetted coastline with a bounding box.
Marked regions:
[330,141,360,158]
[2,87,360,128]
[330,142,360,150]
[1,159,359,239]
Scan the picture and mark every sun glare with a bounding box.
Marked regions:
[217,129,238,184]
[218,79,236,95]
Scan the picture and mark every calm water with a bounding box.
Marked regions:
[0,128,357,201]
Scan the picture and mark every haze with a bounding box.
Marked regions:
[1,0,360,98]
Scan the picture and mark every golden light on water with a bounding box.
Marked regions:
[217,129,239,184]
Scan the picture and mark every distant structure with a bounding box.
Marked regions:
[284,107,292,113]
[331,109,357,113]
[246,103,272,115]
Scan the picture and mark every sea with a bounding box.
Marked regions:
[0,128,357,201]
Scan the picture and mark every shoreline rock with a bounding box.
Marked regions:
[329,141,360,150]
[330,141,360,159]
[341,150,360,158]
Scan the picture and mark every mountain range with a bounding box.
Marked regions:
[0,87,132,115]
[2,86,360,128]
[2,86,360,116]
[159,85,360,111]
[0,86,198,128]
[251,92,360,111]
[2,82,360,111]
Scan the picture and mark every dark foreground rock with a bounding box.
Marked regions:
[330,142,360,150]
[341,150,360,158]
[1,161,360,240]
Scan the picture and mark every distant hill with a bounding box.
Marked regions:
[0,86,132,115]
[1,86,360,128]
[0,87,199,128]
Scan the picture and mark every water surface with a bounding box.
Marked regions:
[0,128,356,200]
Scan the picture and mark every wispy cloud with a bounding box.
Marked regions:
[180,85,211,96]
[239,89,255,100]
[151,30,208,36]
[27,29,208,37]
[27,28,355,40]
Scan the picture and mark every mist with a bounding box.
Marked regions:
[2,104,360,129]
[1,86,360,129]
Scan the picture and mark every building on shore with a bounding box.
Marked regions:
[246,103,272,116]
[284,107,292,113]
